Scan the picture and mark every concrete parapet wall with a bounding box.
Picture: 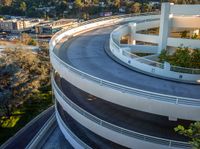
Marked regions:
[170,5,200,15]
[110,12,200,83]
[50,14,200,121]
[54,82,189,149]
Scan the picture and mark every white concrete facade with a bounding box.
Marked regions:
[53,79,190,149]
[110,3,200,83]
[49,9,199,149]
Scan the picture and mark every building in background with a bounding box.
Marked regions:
[35,19,77,35]
[0,19,41,33]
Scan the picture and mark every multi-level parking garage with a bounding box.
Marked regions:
[110,3,200,84]
[50,3,200,149]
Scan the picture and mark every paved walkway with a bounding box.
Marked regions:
[56,25,200,99]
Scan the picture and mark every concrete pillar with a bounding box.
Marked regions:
[196,29,200,36]
[128,23,136,45]
[163,61,171,71]
[158,3,171,54]
[169,116,177,121]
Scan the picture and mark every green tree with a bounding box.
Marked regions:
[191,50,200,68]
[21,33,37,46]
[131,2,141,13]
[28,39,37,46]
[93,0,99,4]
[56,0,68,15]
[172,47,191,67]
[82,12,89,20]
[143,3,152,12]
[75,0,83,9]
[175,122,200,149]
[180,30,189,38]
[1,0,13,6]
[0,47,50,117]
[75,0,83,15]
[159,47,200,69]
[114,0,120,9]
[159,50,169,63]
[19,2,27,15]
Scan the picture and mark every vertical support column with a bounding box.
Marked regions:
[128,23,136,45]
[158,3,171,54]
[169,116,177,121]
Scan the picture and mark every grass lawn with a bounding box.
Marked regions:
[0,89,53,145]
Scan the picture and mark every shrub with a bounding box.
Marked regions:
[159,47,200,69]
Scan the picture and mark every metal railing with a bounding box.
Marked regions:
[122,49,164,68]
[50,12,159,46]
[25,112,56,149]
[122,47,200,75]
[51,49,200,106]
[53,78,191,149]
[50,13,200,107]
[55,106,92,149]
[171,65,200,74]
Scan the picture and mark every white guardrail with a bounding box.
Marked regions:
[49,14,200,107]
[25,112,56,149]
[50,12,159,48]
[55,104,92,149]
[49,13,198,148]
[52,77,191,149]
[110,20,200,83]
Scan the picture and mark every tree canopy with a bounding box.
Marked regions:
[0,46,50,117]
[159,47,200,69]
[0,0,157,18]
[175,122,200,149]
